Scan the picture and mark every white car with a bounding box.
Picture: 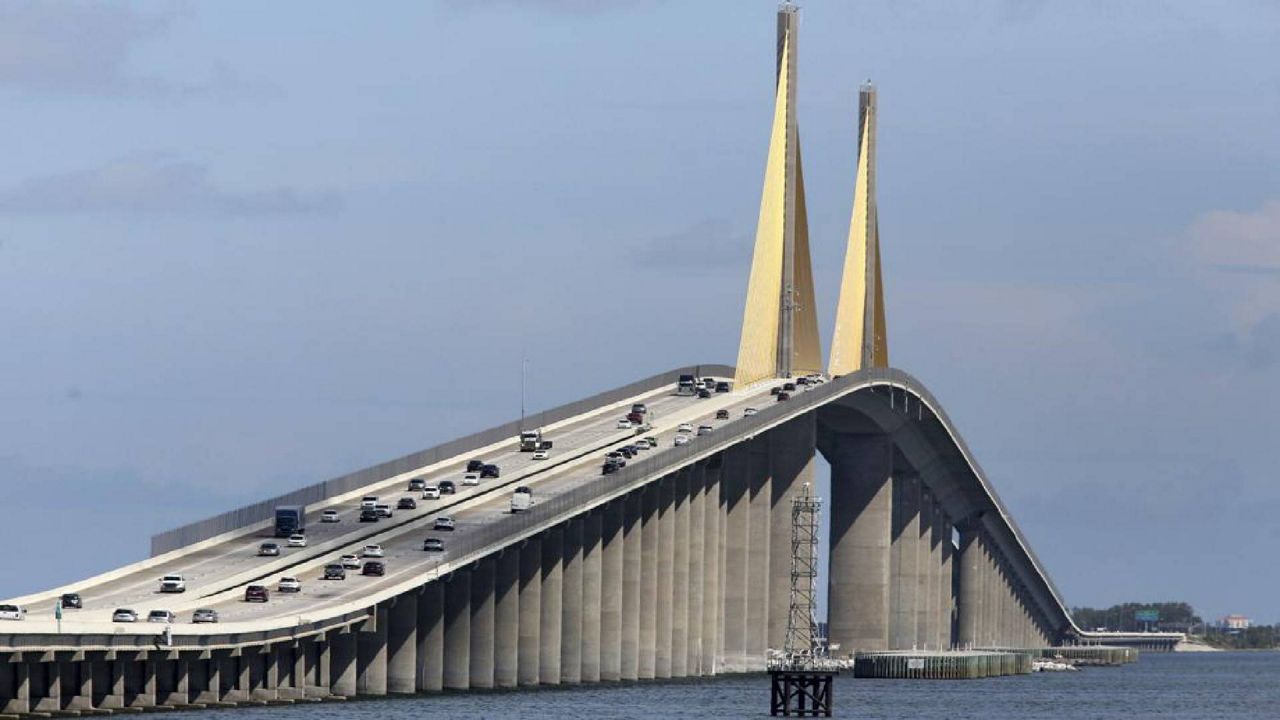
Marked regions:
[673,435,690,446]
[743,407,759,417]
[433,517,456,531]
[321,509,340,523]
[616,418,633,429]
[287,534,307,548]
[422,485,441,500]
[532,450,549,461]
[159,574,187,593]
[278,576,302,593]
[361,496,378,510]
[677,423,694,434]
[362,544,385,558]
[340,554,361,569]
[0,604,25,621]
[461,473,480,487]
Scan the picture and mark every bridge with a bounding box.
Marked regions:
[0,6,1164,716]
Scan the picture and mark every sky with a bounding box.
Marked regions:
[0,0,1277,624]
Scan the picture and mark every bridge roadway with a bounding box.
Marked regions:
[3,375,776,628]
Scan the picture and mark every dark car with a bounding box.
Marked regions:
[715,381,731,393]
[697,388,712,399]
[715,409,730,420]
[244,585,270,603]
[777,391,791,401]
[323,564,347,580]
[617,446,633,459]
[397,497,417,510]
[359,508,379,522]
[191,608,219,624]
[422,537,444,552]
[362,561,386,577]
[602,460,621,475]
[480,464,500,479]
[782,382,796,392]
[408,478,426,491]
[770,386,783,396]
[438,480,457,495]
[466,459,485,473]
[60,593,82,610]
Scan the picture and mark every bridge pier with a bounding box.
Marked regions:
[827,433,894,654]
[356,604,387,696]
[560,518,584,685]
[745,437,772,667]
[419,580,445,691]
[444,570,472,690]
[581,510,604,683]
[656,476,675,679]
[620,492,642,681]
[387,593,417,693]
[539,525,563,685]
[600,501,625,681]
[721,445,751,671]
[769,415,815,654]
[639,485,659,678]
[495,547,521,688]
[702,458,722,675]
[890,472,920,650]
[671,471,690,679]
[915,488,936,650]
[685,464,706,676]
[470,555,497,688]
[518,537,543,687]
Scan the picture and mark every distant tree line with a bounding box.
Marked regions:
[1070,602,1200,633]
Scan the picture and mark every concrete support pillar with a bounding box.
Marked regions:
[827,434,893,654]
[419,581,445,692]
[671,471,691,678]
[638,484,659,679]
[701,458,722,675]
[655,476,675,679]
[721,445,751,670]
[916,490,936,649]
[769,415,815,654]
[938,519,954,649]
[518,537,543,687]
[581,510,604,683]
[356,605,388,696]
[955,523,980,649]
[330,629,357,697]
[745,436,771,666]
[470,557,496,688]
[494,547,521,688]
[621,492,643,681]
[600,500,625,681]
[539,526,564,685]
[0,660,30,715]
[983,537,1000,647]
[686,463,706,676]
[561,517,584,684]
[387,593,418,694]
[889,473,920,650]
[444,570,472,690]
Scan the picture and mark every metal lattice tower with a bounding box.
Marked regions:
[782,482,822,666]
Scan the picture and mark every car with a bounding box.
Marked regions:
[375,504,393,518]
[644,436,659,448]
[340,554,361,569]
[408,478,427,491]
[783,382,796,392]
[361,496,378,509]
[631,403,648,415]
[744,407,759,417]
[362,544,385,558]
[602,460,621,475]
[288,533,307,548]
[626,411,644,424]
[147,609,176,624]
[60,593,82,609]
[397,497,417,510]
[422,537,445,552]
[532,450,549,460]
[715,409,730,420]
[616,418,633,430]
[112,608,138,623]
[771,386,783,396]
[422,484,441,500]
[439,480,457,495]
[702,378,717,390]
[323,564,347,580]
[244,585,270,603]
[634,422,652,434]
[433,517,456,531]
[278,576,302,593]
[777,391,791,401]
[796,376,811,386]
[627,443,645,454]
[321,509,340,523]
[159,574,187,593]
[191,608,219,624]
[359,508,379,522]
[715,381,731,393]
[673,435,690,447]
[461,473,480,487]
[697,388,712,399]
[480,464,500,479]
[258,543,281,557]
[606,451,626,465]
[362,561,386,577]
[697,425,713,436]
[466,459,485,473]
[677,423,694,434]
[0,604,26,621]
[617,446,633,459]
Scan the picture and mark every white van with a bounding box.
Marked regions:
[511,486,533,513]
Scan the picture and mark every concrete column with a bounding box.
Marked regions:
[621,491,643,681]
[34,659,61,713]
[518,537,542,687]
[330,629,357,697]
[561,517,584,684]
[701,458,722,675]
[387,593,418,694]
[419,581,445,692]
[539,526,564,685]
[0,660,30,715]
[827,434,894,654]
[671,471,691,678]
[965,529,987,647]
[444,570,472,690]
[356,605,388,696]
[686,463,706,676]
[915,490,936,649]
[89,654,112,707]
[655,476,675,678]
[494,547,521,688]
[638,484,659,679]
[470,557,496,688]
[983,536,999,647]
[890,473,920,650]
[938,519,954,650]
[720,444,751,670]
[581,510,604,683]
[600,500,625,681]
[745,436,771,665]
[769,415,815,653]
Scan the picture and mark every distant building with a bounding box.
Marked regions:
[1221,614,1251,630]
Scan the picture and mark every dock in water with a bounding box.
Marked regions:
[852,645,1139,679]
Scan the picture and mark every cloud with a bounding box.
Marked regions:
[629,219,751,272]
[1188,199,1280,274]
[440,0,665,17]
[0,155,339,216]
